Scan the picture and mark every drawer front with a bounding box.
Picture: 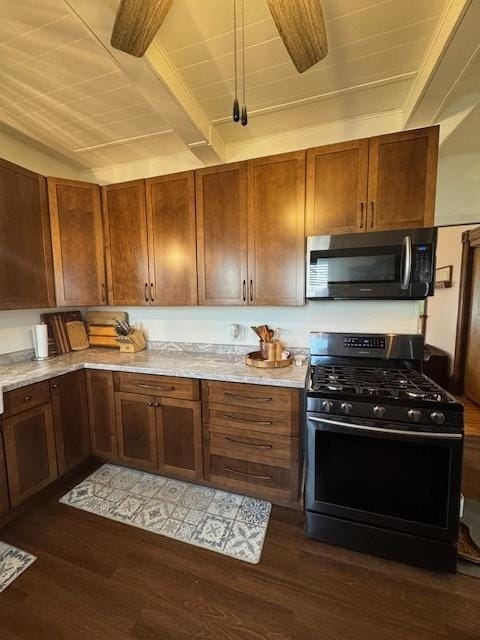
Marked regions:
[207,427,297,467]
[4,381,51,417]
[114,372,199,400]
[201,380,299,413]
[207,454,291,494]
[204,403,298,437]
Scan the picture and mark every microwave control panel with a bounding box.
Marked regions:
[413,244,433,282]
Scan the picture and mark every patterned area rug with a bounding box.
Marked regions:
[60,464,272,564]
[0,542,36,593]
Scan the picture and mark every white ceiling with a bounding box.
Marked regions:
[0,0,476,173]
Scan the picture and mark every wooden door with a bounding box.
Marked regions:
[86,369,118,461]
[3,403,58,507]
[47,177,106,306]
[146,171,197,305]
[0,158,55,310]
[367,126,438,232]
[102,180,151,305]
[51,371,91,475]
[306,140,369,235]
[0,435,10,518]
[465,248,480,404]
[156,398,202,481]
[115,392,157,469]
[247,151,305,305]
[196,163,248,305]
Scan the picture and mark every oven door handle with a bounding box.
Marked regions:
[401,235,412,290]
[308,416,462,440]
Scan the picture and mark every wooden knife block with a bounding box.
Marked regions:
[117,329,146,353]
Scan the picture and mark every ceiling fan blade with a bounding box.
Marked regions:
[266,0,328,73]
[110,0,174,57]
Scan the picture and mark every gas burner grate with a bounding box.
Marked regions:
[310,364,450,402]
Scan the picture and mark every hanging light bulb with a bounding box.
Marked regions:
[232,0,240,122]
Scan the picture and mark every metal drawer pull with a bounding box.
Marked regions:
[225,466,272,480]
[224,392,272,402]
[144,282,149,302]
[23,396,31,402]
[137,384,174,391]
[224,414,272,425]
[225,437,272,449]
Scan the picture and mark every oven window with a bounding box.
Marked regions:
[310,250,401,285]
[314,431,450,527]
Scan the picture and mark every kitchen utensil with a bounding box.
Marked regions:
[117,329,146,353]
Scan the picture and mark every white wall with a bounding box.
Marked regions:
[425,224,478,370]
[435,151,480,226]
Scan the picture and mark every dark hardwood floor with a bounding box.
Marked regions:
[0,444,479,640]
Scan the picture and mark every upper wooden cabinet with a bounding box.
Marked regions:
[306,140,369,236]
[0,158,55,310]
[146,171,197,305]
[47,177,106,306]
[102,179,150,305]
[367,126,438,232]
[247,151,305,305]
[196,163,248,305]
[196,154,305,307]
[306,126,438,236]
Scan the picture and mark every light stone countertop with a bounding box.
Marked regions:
[0,348,309,393]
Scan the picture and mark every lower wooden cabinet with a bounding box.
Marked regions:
[86,370,118,460]
[115,392,158,469]
[157,398,202,481]
[0,435,10,518]
[115,390,203,480]
[51,371,91,475]
[2,403,58,507]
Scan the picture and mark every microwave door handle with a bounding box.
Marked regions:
[401,235,412,290]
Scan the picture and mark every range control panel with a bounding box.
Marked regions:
[343,336,386,349]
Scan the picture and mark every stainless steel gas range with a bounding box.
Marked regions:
[305,332,464,572]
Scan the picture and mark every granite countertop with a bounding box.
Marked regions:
[0,348,309,393]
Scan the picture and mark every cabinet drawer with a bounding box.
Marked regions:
[4,381,51,417]
[204,403,299,437]
[114,372,199,400]
[207,427,297,467]
[207,454,291,495]
[201,380,299,413]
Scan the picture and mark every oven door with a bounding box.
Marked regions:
[305,415,463,542]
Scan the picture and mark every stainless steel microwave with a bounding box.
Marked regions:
[306,227,437,300]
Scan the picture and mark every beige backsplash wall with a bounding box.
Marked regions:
[0,302,423,356]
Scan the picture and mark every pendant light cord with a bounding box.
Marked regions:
[241,0,248,125]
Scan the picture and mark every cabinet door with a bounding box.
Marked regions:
[51,371,91,475]
[0,435,10,518]
[247,151,305,305]
[102,180,150,305]
[47,177,106,306]
[86,369,117,461]
[306,140,369,235]
[156,398,202,481]
[115,392,157,469]
[146,171,197,305]
[367,126,438,232]
[3,403,58,507]
[196,163,248,305]
[0,159,55,310]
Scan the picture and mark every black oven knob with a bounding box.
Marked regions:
[341,402,352,415]
[321,400,334,413]
[373,405,386,418]
[430,411,446,425]
[407,409,422,423]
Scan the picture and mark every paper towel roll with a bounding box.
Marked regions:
[32,324,49,359]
